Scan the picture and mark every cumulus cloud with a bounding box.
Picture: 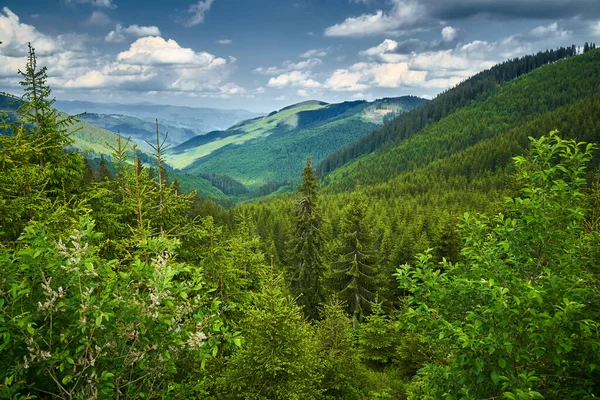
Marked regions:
[593,21,600,36]
[324,0,430,37]
[88,11,111,25]
[267,71,321,88]
[442,26,457,41]
[116,36,225,67]
[105,24,161,43]
[299,48,328,58]
[0,8,243,100]
[217,39,232,44]
[0,7,59,57]
[184,0,215,27]
[326,62,427,91]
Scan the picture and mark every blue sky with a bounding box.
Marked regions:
[1,0,600,112]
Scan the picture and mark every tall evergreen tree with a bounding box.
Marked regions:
[287,157,325,318]
[331,189,378,325]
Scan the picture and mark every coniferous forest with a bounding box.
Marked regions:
[1,37,600,400]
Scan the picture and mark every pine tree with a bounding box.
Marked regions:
[287,157,325,318]
[331,189,377,326]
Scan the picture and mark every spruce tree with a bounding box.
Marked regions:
[287,157,325,318]
[331,189,377,325]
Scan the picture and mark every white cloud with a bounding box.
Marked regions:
[0,8,245,102]
[359,38,409,62]
[217,39,232,44]
[325,62,431,91]
[116,36,225,66]
[593,21,600,36]
[88,11,111,25]
[184,0,215,27]
[0,7,58,57]
[105,24,161,43]
[296,89,310,97]
[66,0,116,9]
[254,58,322,75]
[441,26,457,41]
[220,82,245,94]
[299,48,328,58]
[324,0,428,37]
[325,69,370,91]
[267,71,321,88]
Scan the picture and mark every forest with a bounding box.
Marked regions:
[1,44,599,400]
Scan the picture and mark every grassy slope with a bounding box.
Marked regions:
[179,97,426,188]
[168,101,327,170]
[323,49,600,193]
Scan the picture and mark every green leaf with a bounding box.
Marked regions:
[498,358,506,369]
[491,370,500,385]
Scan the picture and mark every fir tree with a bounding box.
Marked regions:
[331,189,377,325]
[287,157,325,318]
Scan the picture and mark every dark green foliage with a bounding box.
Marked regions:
[287,157,325,318]
[330,189,378,322]
[397,133,600,399]
[316,300,365,400]
[219,271,322,399]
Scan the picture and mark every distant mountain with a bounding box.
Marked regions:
[78,113,202,150]
[170,96,427,189]
[0,93,125,158]
[54,100,261,134]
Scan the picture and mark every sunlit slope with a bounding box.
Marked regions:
[322,48,600,193]
[168,101,329,170]
[174,97,426,188]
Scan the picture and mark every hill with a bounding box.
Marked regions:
[54,100,261,134]
[171,96,426,189]
[317,45,578,176]
[1,93,123,157]
[78,113,202,150]
[322,47,598,193]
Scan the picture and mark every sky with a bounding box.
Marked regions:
[1,0,600,112]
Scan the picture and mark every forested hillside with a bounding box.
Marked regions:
[1,44,599,400]
[175,96,425,188]
[317,45,578,176]
[323,46,599,192]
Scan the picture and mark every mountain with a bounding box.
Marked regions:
[1,93,123,157]
[78,113,202,149]
[321,46,597,193]
[54,100,261,134]
[170,96,427,189]
[317,45,578,177]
